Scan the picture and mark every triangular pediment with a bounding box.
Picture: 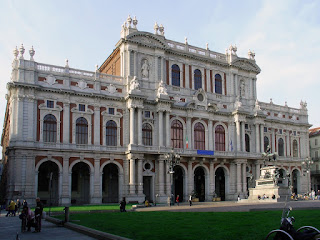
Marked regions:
[126,32,168,50]
[231,58,261,74]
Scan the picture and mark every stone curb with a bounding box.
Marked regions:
[46,216,131,240]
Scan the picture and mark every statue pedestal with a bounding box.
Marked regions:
[242,166,290,203]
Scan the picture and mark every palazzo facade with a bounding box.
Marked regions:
[1,17,310,206]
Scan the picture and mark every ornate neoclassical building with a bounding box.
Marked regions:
[1,16,310,205]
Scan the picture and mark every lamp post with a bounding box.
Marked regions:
[302,157,313,193]
[164,149,180,206]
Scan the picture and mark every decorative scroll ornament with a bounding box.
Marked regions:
[107,84,117,94]
[77,80,88,90]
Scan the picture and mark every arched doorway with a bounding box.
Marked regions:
[292,169,300,194]
[71,162,90,204]
[102,163,119,203]
[215,167,225,201]
[194,167,205,202]
[37,161,59,205]
[173,166,184,202]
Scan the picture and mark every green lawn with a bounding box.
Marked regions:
[55,210,320,240]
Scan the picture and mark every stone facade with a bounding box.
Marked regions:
[1,17,311,206]
[309,127,320,192]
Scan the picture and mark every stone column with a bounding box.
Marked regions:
[137,108,142,145]
[134,51,137,76]
[187,117,192,149]
[236,162,241,193]
[272,128,276,152]
[91,158,102,203]
[242,162,247,194]
[166,161,171,195]
[129,108,135,145]
[255,124,260,153]
[241,122,246,152]
[208,120,213,150]
[236,121,241,152]
[159,159,165,195]
[255,162,260,180]
[158,111,164,147]
[137,159,143,195]
[188,160,193,194]
[129,158,136,194]
[94,106,100,146]
[165,112,170,147]
[260,124,264,152]
[63,103,70,143]
[209,160,215,196]
[60,155,70,205]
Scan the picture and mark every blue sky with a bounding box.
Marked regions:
[0,0,319,147]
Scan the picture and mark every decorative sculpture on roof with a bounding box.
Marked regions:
[254,99,261,111]
[129,76,140,93]
[248,49,255,60]
[141,59,149,79]
[157,80,168,97]
[300,100,307,110]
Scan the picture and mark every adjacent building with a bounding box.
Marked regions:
[309,127,320,192]
[1,16,311,206]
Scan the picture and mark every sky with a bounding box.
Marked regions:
[0,0,320,149]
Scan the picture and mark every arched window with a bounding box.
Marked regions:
[194,69,202,90]
[293,139,298,157]
[215,125,225,151]
[171,120,183,148]
[76,117,88,144]
[106,120,117,146]
[194,122,205,150]
[278,138,284,156]
[245,134,250,152]
[264,136,269,152]
[215,74,222,94]
[142,123,152,146]
[171,64,180,87]
[43,114,57,142]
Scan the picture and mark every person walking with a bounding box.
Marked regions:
[6,200,16,217]
[176,195,180,206]
[16,199,21,214]
[120,197,126,212]
[34,197,43,232]
[189,194,192,206]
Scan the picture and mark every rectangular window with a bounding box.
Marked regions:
[264,127,268,132]
[245,124,249,130]
[279,129,283,134]
[145,111,150,118]
[293,131,296,136]
[47,100,54,108]
[315,139,318,146]
[79,104,85,112]
[315,151,318,159]
[108,108,115,115]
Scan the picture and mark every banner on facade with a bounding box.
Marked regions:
[197,150,214,155]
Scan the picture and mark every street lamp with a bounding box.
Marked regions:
[302,157,314,193]
[164,149,180,206]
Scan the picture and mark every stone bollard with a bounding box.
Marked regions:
[64,207,70,222]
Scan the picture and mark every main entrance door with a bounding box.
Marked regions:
[215,167,225,201]
[143,176,152,202]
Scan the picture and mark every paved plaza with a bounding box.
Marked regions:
[0,200,319,240]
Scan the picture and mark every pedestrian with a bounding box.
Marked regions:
[16,199,21,214]
[6,200,16,217]
[120,197,126,212]
[176,195,180,206]
[34,197,43,233]
[189,194,192,206]
[22,199,28,207]
[311,189,315,200]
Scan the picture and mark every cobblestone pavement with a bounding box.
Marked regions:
[0,212,96,240]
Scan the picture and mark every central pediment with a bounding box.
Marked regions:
[231,58,261,74]
[126,32,168,50]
